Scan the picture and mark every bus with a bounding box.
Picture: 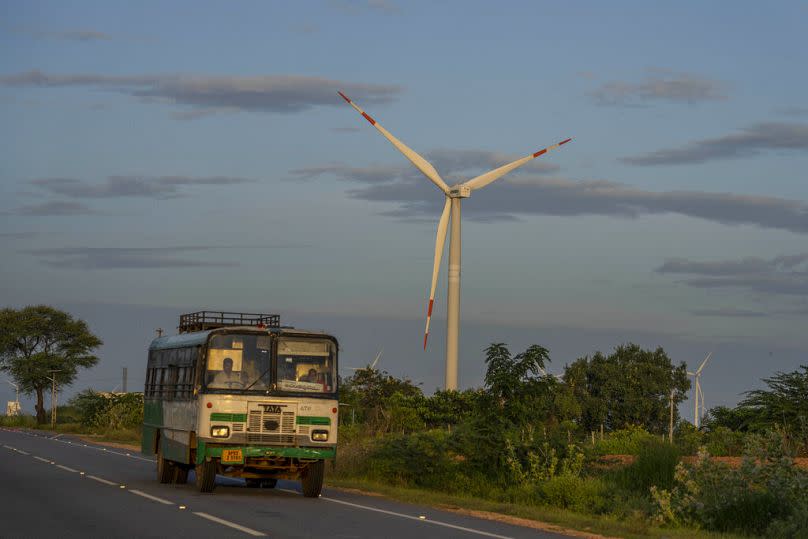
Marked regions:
[141,311,338,496]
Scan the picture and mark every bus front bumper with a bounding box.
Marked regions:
[197,441,335,465]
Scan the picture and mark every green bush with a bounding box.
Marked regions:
[615,440,680,493]
[593,425,656,455]
[651,447,808,536]
[0,414,37,428]
[366,430,460,489]
[70,390,143,430]
[538,474,609,513]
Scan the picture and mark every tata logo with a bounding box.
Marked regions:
[260,404,285,413]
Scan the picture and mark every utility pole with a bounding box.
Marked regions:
[4,379,21,416]
[47,370,62,429]
[669,389,675,443]
[156,328,164,338]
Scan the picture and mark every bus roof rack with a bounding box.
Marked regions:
[178,311,280,333]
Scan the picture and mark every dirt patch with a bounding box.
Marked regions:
[595,454,808,470]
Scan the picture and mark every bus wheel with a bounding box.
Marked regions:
[195,459,216,493]
[157,444,175,484]
[174,465,189,484]
[301,461,324,498]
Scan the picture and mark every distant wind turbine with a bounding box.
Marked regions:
[339,91,572,390]
[347,349,383,372]
[687,352,712,428]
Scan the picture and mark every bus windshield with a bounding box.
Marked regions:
[276,338,336,394]
[205,333,271,391]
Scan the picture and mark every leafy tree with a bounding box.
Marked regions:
[737,365,808,449]
[563,343,690,434]
[339,368,422,433]
[0,306,102,424]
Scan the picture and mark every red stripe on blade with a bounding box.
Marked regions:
[532,149,547,158]
[361,112,376,125]
[423,333,429,350]
[427,299,434,317]
[559,138,572,145]
[337,91,351,103]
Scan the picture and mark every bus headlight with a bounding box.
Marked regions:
[211,425,230,438]
[311,430,329,442]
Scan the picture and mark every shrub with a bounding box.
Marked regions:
[366,430,460,489]
[538,474,609,513]
[593,425,656,455]
[70,390,143,430]
[616,440,679,493]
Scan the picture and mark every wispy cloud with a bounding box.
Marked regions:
[330,0,400,14]
[13,201,99,216]
[24,246,236,270]
[29,175,255,199]
[690,308,767,318]
[656,254,808,296]
[11,27,112,42]
[293,157,808,232]
[622,122,808,166]
[590,70,728,106]
[22,244,303,270]
[0,70,401,117]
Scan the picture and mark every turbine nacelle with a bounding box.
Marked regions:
[449,185,471,198]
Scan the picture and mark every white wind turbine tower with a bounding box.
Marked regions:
[688,352,712,428]
[339,91,572,390]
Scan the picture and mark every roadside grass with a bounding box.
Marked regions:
[0,415,141,446]
[324,476,745,539]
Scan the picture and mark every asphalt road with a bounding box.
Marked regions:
[0,428,570,539]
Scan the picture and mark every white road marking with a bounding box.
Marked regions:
[2,445,14,450]
[56,464,78,473]
[51,434,63,440]
[33,456,51,463]
[17,449,29,455]
[323,497,514,539]
[87,475,117,486]
[193,512,267,537]
[129,489,174,505]
[278,488,298,495]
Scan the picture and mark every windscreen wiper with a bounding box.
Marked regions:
[243,366,273,391]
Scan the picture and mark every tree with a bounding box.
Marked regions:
[563,343,690,434]
[737,365,808,447]
[0,306,102,424]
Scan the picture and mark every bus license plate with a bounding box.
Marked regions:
[221,449,243,463]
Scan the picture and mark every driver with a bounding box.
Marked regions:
[210,357,244,389]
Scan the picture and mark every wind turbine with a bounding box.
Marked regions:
[347,349,383,372]
[339,91,572,390]
[687,352,712,428]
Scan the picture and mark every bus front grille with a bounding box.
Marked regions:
[247,410,295,444]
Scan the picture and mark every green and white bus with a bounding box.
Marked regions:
[141,311,338,496]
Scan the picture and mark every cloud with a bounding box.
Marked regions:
[656,253,808,296]
[590,71,728,106]
[775,106,808,117]
[29,175,255,199]
[295,158,808,232]
[0,70,401,117]
[13,201,99,216]
[690,308,767,318]
[11,27,112,42]
[622,122,808,166]
[330,0,399,14]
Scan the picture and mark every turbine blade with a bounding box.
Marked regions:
[424,198,451,349]
[462,138,572,191]
[696,352,712,375]
[371,349,383,369]
[338,91,450,194]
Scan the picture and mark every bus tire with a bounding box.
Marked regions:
[174,465,189,484]
[157,444,175,484]
[301,461,324,498]
[195,459,216,493]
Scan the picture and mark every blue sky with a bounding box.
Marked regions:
[1,1,807,418]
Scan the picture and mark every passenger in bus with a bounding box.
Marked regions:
[210,357,244,388]
[298,368,319,383]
